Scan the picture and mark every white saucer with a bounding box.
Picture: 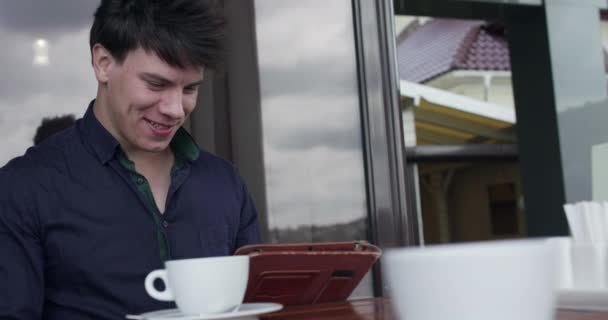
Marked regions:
[126,303,283,320]
[558,288,608,311]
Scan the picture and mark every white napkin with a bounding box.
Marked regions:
[564,201,608,244]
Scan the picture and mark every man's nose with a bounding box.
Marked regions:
[159,90,185,119]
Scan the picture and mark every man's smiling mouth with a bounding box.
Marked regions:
[144,119,172,130]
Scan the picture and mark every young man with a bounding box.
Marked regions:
[0,0,260,319]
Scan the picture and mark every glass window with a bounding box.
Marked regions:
[547,3,608,203]
[254,0,368,244]
[0,2,98,166]
[254,0,372,297]
[395,16,525,244]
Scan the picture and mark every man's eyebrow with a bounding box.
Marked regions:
[139,72,204,87]
[139,72,173,85]
[185,78,204,87]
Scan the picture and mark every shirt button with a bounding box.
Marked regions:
[162,220,169,228]
[136,177,145,185]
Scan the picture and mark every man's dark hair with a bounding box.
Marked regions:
[34,115,77,146]
[90,0,225,69]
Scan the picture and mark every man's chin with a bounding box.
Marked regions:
[142,142,171,153]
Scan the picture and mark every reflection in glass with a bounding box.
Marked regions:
[0,2,98,166]
[418,162,525,244]
[395,17,525,243]
[253,0,368,244]
[33,39,50,66]
[546,3,608,203]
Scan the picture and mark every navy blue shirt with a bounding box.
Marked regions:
[0,103,261,319]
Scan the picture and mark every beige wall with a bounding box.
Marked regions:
[420,163,525,243]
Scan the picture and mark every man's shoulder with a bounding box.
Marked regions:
[194,150,238,173]
[1,126,82,176]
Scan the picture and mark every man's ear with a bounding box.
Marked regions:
[92,44,114,83]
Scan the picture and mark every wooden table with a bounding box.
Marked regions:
[260,297,608,320]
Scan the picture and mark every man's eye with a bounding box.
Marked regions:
[184,86,198,94]
[147,82,165,90]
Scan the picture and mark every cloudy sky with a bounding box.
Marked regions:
[0,0,98,166]
[254,0,368,229]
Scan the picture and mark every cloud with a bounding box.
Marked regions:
[254,0,355,70]
[254,0,368,229]
[0,28,95,106]
[0,2,97,166]
[259,60,358,99]
[255,0,362,152]
[0,27,96,167]
[0,1,97,35]
[263,145,368,229]
[261,95,363,151]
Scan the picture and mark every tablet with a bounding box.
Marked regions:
[234,241,382,306]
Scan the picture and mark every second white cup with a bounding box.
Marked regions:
[570,243,607,290]
[383,240,556,320]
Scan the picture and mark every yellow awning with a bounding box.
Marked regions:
[400,80,516,145]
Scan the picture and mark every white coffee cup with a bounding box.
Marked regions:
[145,255,249,315]
[570,242,607,290]
[383,240,556,320]
[546,237,574,289]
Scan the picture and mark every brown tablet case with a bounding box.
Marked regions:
[234,241,382,306]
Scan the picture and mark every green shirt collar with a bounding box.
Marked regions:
[170,127,200,164]
[117,127,199,172]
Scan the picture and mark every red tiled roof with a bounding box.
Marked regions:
[397,19,511,83]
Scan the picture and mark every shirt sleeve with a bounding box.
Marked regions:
[234,174,261,251]
[0,167,45,319]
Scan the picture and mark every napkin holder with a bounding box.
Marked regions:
[234,240,382,306]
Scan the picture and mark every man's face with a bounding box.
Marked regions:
[97,47,203,154]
